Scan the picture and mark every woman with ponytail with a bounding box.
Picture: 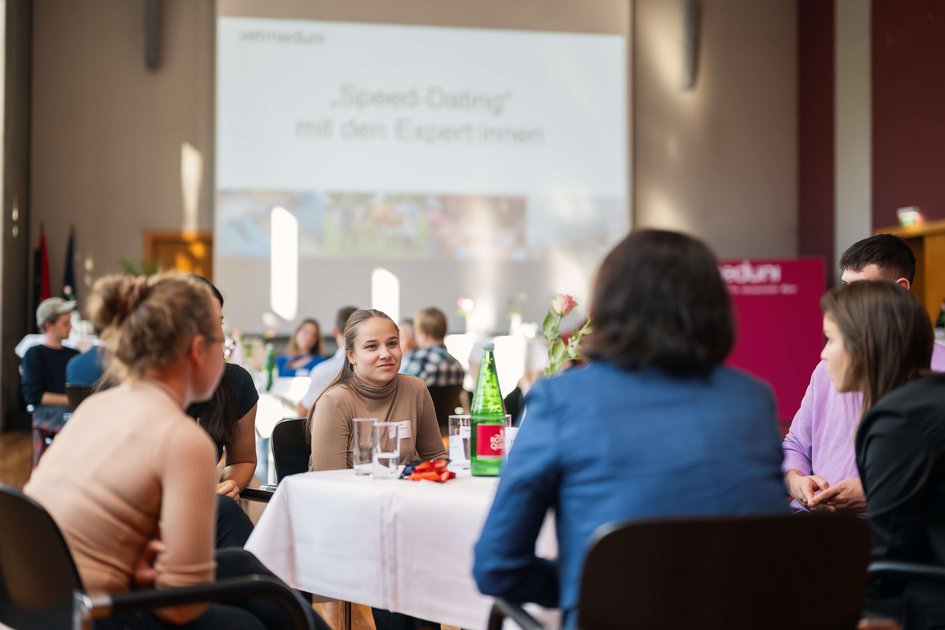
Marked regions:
[307,308,446,471]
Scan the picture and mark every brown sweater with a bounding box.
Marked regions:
[310,373,447,470]
[25,380,217,594]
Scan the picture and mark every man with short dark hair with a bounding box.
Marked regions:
[22,297,80,464]
[837,232,916,286]
[783,234,945,512]
[401,306,464,387]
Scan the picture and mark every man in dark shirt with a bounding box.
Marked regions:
[22,297,79,464]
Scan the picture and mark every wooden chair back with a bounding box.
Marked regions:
[426,384,464,437]
[65,384,94,411]
[578,513,870,630]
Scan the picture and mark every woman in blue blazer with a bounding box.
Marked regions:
[473,230,787,627]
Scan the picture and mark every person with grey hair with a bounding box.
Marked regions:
[22,297,79,465]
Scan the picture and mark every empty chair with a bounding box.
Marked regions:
[489,513,870,630]
[0,484,314,630]
[271,417,311,481]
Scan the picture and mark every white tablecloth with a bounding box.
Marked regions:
[245,469,556,629]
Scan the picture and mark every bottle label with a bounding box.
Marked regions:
[475,424,505,460]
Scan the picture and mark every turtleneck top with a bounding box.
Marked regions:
[309,373,447,470]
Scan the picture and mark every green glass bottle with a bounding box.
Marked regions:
[470,344,507,476]
[265,343,275,392]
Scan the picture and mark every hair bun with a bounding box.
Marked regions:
[87,274,150,333]
[116,275,151,318]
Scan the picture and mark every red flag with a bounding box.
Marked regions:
[39,225,51,301]
[63,225,77,301]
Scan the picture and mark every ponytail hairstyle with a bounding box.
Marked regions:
[87,273,218,382]
[305,308,397,438]
[820,280,932,413]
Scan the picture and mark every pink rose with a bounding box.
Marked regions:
[550,293,577,317]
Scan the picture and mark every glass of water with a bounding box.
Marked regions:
[352,417,378,475]
[448,415,471,471]
[372,421,401,479]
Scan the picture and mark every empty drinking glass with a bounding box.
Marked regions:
[372,421,401,479]
[352,417,378,475]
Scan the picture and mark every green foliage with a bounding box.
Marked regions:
[119,257,162,276]
[542,294,592,377]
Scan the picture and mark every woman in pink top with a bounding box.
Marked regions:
[25,273,324,629]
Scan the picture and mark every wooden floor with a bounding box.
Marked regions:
[314,602,377,630]
[0,431,453,630]
[0,430,31,490]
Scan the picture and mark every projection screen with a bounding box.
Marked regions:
[215,0,631,334]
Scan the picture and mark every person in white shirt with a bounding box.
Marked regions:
[296,306,358,417]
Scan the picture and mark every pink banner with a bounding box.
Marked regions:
[721,258,825,420]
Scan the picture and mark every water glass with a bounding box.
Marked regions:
[503,414,518,455]
[372,421,401,479]
[352,417,378,475]
[448,415,471,470]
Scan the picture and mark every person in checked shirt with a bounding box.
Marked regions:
[400,306,465,387]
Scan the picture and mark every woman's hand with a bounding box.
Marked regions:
[216,479,241,498]
[132,539,166,589]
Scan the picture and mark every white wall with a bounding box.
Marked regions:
[30,0,215,299]
[634,0,798,258]
[834,0,872,278]
[29,0,801,308]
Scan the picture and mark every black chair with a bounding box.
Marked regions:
[65,383,94,411]
[271,417,311,482]
[488,513,870,630]
[238,486,274,503]
[0,484,314,630]
[866,561,945,627]
[427,384,464,438]
[869,561,945,583]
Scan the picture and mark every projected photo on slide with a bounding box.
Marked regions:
[217,190,622,262]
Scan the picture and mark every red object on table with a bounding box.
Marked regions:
[407,460,454,482]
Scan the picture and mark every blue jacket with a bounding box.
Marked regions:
[473,362,787,626]
[65,346,105,388]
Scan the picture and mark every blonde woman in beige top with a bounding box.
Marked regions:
[25,273,324,630]
[309,308,447,470]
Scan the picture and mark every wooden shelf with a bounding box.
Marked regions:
[143,230,213,278]
[877,220,945,323]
